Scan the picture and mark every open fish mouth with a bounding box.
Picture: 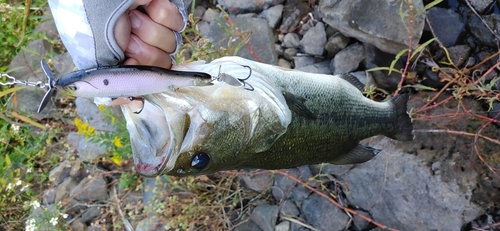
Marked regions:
[121,94,187,177]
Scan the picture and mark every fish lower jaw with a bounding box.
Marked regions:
[135,156,168,177]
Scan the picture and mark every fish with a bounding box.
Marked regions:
[36,60,213,113]
[120,56,414,177]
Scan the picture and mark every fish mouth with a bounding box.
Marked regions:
[121,94,187,177]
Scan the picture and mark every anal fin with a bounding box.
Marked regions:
[330,144,380,165]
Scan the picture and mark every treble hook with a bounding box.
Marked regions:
[216,65,254,91]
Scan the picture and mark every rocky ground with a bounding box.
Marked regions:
[8,0,500,230]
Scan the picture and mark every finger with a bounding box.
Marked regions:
[125,34,172,68]
[145,0,185,31]
[130,0,151,9]
[114,13,131,53]
[129,10,177,53]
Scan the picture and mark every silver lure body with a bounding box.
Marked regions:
[55,65,214,98]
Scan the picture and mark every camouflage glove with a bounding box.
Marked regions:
[48,0,188,69]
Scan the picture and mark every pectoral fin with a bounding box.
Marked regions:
[283,91,317,120]
[330,144,380,165]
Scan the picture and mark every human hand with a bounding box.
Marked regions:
[114,0,186,69]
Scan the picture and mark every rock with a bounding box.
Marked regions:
[49,160,71,185]
[426,7,465,47]
[250,204,279,231]
[260,4,284,29]
[70,218,87,231]
[324,32,350,57]
[280,199,300,217]
[283,33,300,48]
[320,0,425,54]
[291,166,314,204]
[330,43,365,74]
[55,177,78,203]
[53,53,76,78]
[196,21,210,37]
[467,14,500,48]
[338,135,484,231]
[136,215,163,231]
[296,60,331,74]
[233,219,263,231]
[447,45,471,67]
[202,8,219,23]
[278,58,292,69]
[239,171,273,193]
[75,97,115,131]
[362,43,402,91]
[299,22,326,56]
[43,187,56,205]
[193,5,206,21]
[81,206,101,223]
[33,8,59,41]
[272,168,299,201]
[310,163,352,176]
[352,210,371,230]
[69,160,83,179]
[279,9,300,33]
[67,132,107,162]
[301,193,349,231]
[206,14,278,65]
[468,0,494,12]
[218,0,285,13]
[488,102,500,124]
[298,19,315,36]
[293,56,315,68]
[70,176,108,202]
[275,221,290,231]
[283,48,298,60]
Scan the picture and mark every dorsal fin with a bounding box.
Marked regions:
[338,73,365,92]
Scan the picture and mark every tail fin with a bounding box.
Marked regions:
[388,92,414,141]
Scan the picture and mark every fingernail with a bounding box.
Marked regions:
[126,37,139,55]
[129,11,141,29]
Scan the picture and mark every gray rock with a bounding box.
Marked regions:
[55,177,78,203]
[239,171,273,193]
[362,43,402,91]
[296,60,331,74]
[272,168,299,201]
[467,14,500,48]
[293,56,315,68]
[260,4,284,29]
[447,45,471,67]
[291,166,314,204]
[283,48,298,60]
[202,8,219,23]
[279,9,300,32]
[49,160,71,185]
[70,176,108,202]
[218,0,285,13]
[300,22,326,56]
[69,160,83,179]
[233,219,263,231]
[330,43,365,74]
[250,204,279,231]
[320,0,425,54]
[426,7,464,47]
[33,8,59,41]
[206,15,278,65]
[298,20,315,36]
[193,5,206,21]
[75,97,116,131]
[325,32,350,57]
[43,187,56,205]
[81,206,101,223]
[301,193,349,231]
[53,53,76,78]
[196,21,210,38]
[310,163,352,176]
[280,199,300,217]
[283,33,300,48]
[488,102,500,124]
[278,58,292,69]
[275,221,290,231]
[468,0,494,12]
[338,136,483,231]
[275,44,284,56]
[136,215,163,231]
[67,132,107,162]
[352,210,371,230]
[71,218,87,231]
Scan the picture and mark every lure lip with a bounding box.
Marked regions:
[37,60,56,113]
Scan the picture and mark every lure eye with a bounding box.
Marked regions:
[67,85,77,91]
[191,153,210,169]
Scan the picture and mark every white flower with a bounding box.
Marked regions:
[25,218,35,231]
[15,179,22,186]
[30,200,40,209]
[62,213,68,219]
[21,184,29,192]
[11,124,20,132]
[6,183,13,190]
[27,168,32,173]
[50,217,58,226]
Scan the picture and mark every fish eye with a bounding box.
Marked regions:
[191,153,210,169]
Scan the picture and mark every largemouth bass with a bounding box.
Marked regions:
[121,56,414,177]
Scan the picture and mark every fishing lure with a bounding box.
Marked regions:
[214,65,254,91]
